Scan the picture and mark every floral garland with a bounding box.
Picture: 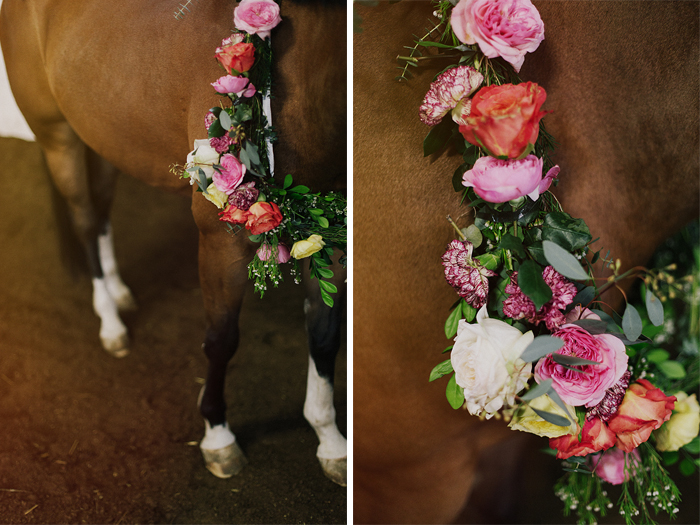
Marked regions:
[175,0,347,307]
[410,1,700,523]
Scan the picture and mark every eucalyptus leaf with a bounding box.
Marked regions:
[463,224,482,248]
[552,354,600,367]
[518,259,552,310]
[429,359,454,382]
[622,303,643,342]
[570,319,609,335]
[570,286,596,311]
[244,141,260,164]
[645,289,664,327]
[519,378,553,401]
[197,168,209,194]
[219,110,232,131]
[543,240,589,280]
[531,407,570,427]
[520,335,564,362]
[239,146,251,168]
[446,374,465,410]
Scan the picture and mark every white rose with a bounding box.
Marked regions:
[451,305,533,418]
[186,139,220,183]
[654,392,700,452]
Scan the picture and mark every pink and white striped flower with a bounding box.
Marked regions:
[442,240,496,309]
[419,66,484,126]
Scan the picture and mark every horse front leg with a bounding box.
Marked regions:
[192,191,253,478]
[303,257,347,486]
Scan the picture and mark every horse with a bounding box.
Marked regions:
[353,0,699,522]
[0,0,347,486]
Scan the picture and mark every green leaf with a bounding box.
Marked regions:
[317,267,334,279]
[526,241,548,266]
[531,408,570,427]
[645,289,664,327]
[463,224,483,248]
[317,216,330,228]
[423,117,456,157]
[442,345,454,354]
[207,118,226,138]
[679,458,696,476]
[476,253,499,271]
[683,436,700,454]
[542,212,592,252]
[289,185,310,194]
[662,451,680,466]
[552,354,600,367]
[657,360,686,379]
[244,141,260,165]
[570,319,609,335]
[318,279,338,294]
[622,303,643,342]
[248,234,263,243]
[646,349,670,363]
[518,260,552,310]
[543,240,589,281]
[462,301,477,323]
[219,110,232,131]
[497,233,526,258]
[429,359,454,382]
[283,174,293,189]
[444,305,463,339]
[309,208,324,216]
[520,335,564,362]
[446,375,465,409]
[519,378,553,401]
[320,287,334,308]
[239,145,251,168]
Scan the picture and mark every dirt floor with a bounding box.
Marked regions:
[0,137,347,524]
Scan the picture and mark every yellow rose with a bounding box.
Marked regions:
[290,235,325,259]
[509,394,578,438]
[203,183,228,209]
[654,392,700,452]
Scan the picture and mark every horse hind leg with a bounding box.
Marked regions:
[41,123,131,357]
[303,271,347,486]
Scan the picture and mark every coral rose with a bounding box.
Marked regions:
[549,416,616,459]
[245,201,283,234]
[459,82,548,159]
[654,392,700,452]
[451,306,533,418]
[607,379,676,452]
[219,204,250,225]
[234,0,282,39]
[462,155,558,204]
[215,40,255,74]
[451,0,544,73]
[535,324,628,407]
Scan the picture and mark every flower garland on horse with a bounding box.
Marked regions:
[173,0,347,307]
[399,0,700,523]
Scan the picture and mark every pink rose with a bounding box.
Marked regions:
[592,448,640,485]
[419,66,484,126]
[535,324,628,407]
[233,0,282,39]
[462,155,557,203]
[459,82,548,159]
[211,75,257,98]
[256,243,291,264]
[451,0,544,73]
[212,154,246,195]
[607,379,676,452]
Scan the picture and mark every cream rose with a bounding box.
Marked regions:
[290,235,325,259]
[509,394,578,438]
[451,306,533,418]
[654,392,700,452]
[203,183,228,209]
[186,139,220,183]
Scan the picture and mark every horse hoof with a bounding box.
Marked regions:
[115,291,137,312]
[319,456,347,487]
[101,334,130,358]
[201,441,248,479]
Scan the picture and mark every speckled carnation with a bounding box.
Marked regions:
[229,181,259,210]
[204,112,236,154]
[442,240,497,309]
[587,370,631,422]
[420,66,484,126]
[503,266,577,330]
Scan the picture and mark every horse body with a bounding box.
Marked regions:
[354,1,698,522]
[1,0,347,484]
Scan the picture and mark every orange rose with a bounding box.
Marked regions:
[549,416,616,459]
[215,42,255,74]
[459,82,548,159]
[219,204,251,225]
[607,379,676,452]
[245,201,283,235]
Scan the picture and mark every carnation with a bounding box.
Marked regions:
[229,182,259,210]
[419,66,483,126]
[442,240,496,309]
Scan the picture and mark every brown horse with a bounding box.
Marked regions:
[353,0,698,522]
[0,0,347,484]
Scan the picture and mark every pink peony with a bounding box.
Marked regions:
[463,155,557,204]
[503,266,577,330]
[234,0,282,39]
[419,66,484,126]
[212,154,246,195]
[442,240,497,309]
[535,324,629,407]
[592,448,641,485]
[211,75,257,98]
[256,243,291,264]
[451,0,545,73]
